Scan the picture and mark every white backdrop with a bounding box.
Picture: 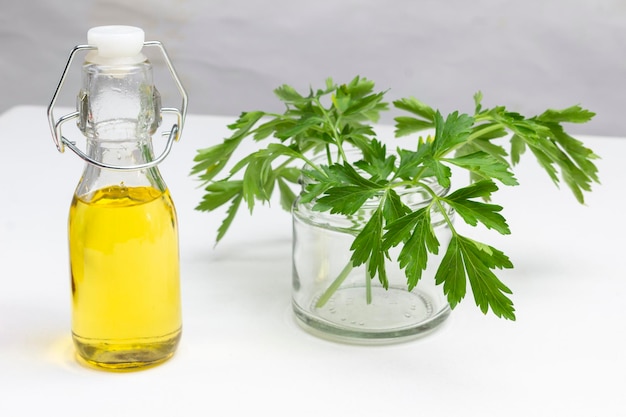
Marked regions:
[1,0,625,136]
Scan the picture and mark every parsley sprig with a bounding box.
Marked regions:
[191,76,598,320]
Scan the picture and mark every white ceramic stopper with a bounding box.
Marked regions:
[87,25,145,61]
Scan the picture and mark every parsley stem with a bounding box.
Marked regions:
[416,181,456,233]
[435,199,456,234]
[365,260,373,304]
[296,155,327,177]
[466,121,504,142]
[315,260,354,308]
[314,96,348,163]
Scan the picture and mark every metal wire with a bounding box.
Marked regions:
[47,41,188,171]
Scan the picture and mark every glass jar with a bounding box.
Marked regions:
[292,177,453,343]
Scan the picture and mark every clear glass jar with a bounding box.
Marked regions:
[292,177,453,344]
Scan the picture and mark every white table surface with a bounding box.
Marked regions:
[1,105,624,416]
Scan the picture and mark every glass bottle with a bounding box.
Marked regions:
[48,26,187,370]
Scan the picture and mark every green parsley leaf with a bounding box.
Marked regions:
[274,84,306,104]
[394,116,434,138]
[216,193,243,244]
[350,208,388,288]
[314,186,379,215]
[386,207,440,290]
[536,105,595,124]
[381,188,411,222]
[191,111,265,181]
[432,111,474,156]
[444,183,511,235]
[445,151,518,186]
[436,235,515,319]
[195,180,243,212]
[393,97,436,120]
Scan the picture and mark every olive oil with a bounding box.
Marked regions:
[69,185,182,370]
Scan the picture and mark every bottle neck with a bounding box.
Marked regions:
[78,58,161,145]
[75,59,166,198]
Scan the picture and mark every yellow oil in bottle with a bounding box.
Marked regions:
[68,185,182,370]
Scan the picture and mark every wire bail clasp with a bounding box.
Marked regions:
[47,41,188,171]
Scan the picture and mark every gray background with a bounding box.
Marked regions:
[2,0,625,135]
